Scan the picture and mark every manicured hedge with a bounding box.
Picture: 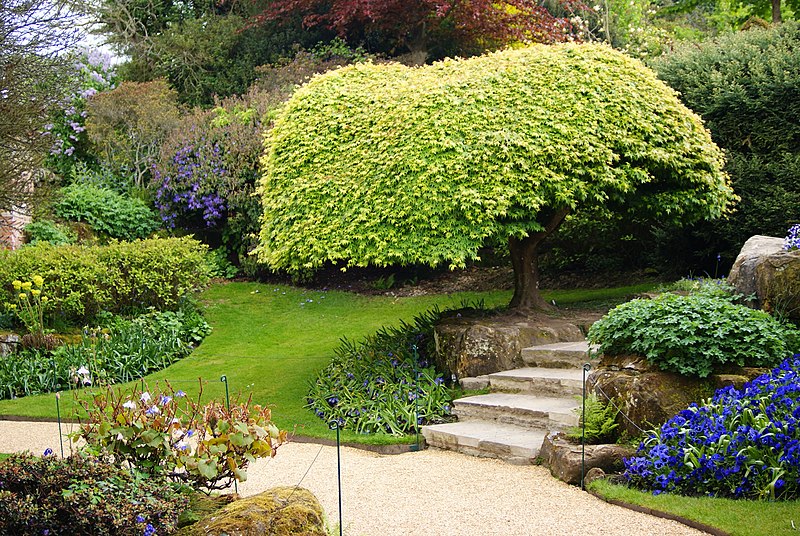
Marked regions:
[0,237,210,324]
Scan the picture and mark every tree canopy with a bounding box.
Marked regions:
[258,0,581,60]
[1,0,82,213]
[258,43,734,308]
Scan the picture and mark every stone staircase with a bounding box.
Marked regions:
[422,340,593,464]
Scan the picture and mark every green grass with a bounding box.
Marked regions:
[0,281,654,445]
[589,479,800,536]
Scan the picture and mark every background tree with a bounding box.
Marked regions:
[648,22,800,270]
[256,0,583,61]
[255,44,734,310]
[0,0,83,213]
[81,0,324,105]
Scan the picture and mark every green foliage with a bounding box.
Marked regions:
[55,183,160,241]
[647,24,800,268]
[0,304,211,400]
[75,382,286,491]
[206,249,240,279]
[306,307,453,436]
[23,220,75,246]
[567,393,620,444]
[0,238,210,324]
[651,23,800,155]
[588,293,800,377]
[86,79,181,189]
[0,453,186,536]
[256,43,732,276]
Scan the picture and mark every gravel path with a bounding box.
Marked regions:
[0,420,705,536]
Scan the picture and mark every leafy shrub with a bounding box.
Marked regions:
[0,237,210,324]
[0,304,211,400]
[55,183,160,241]
[307,308,452,436]
[625,357,800,500]
[0,452,187,535]
[76,382,286,491]
[648,24,800,271]
[86,79,181,190]
[567,393,619,444]
[23,220,75,245]
[588,294,800,377]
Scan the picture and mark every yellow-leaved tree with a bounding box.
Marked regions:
[256,43,735,310]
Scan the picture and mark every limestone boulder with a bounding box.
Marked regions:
[539,433,634,486]
[728,235,800,320]
[588,355,767,435]
[434,314,585,379]
[181,486,326,536]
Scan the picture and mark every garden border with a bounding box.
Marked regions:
[587,488,730,536]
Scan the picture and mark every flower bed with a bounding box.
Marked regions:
[625,357,800,500]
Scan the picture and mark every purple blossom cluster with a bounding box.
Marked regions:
[784,224,800,251]
[625,356,800,500]
[154,142,228,228]
[45,48,117,169]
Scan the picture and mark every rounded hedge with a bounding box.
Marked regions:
[588,293,800,377]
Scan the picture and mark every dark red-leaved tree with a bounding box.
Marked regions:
[249,0,584,58]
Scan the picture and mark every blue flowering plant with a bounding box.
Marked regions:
[625,357,800,500]
[783,224,800,251]
[74,380,286,491]
[306,307,454,436]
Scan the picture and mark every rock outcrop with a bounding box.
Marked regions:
[180,486,326,536]
[728,234,800,320]
[434,315,586,379]
[588,354,766,436]
[539,433,635,486]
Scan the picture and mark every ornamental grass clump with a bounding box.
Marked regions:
[588,293,800,377]
[625,357,800,500]
[306,307,453,436]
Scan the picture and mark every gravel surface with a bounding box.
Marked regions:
[0,420,704,536]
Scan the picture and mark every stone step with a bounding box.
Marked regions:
[453,393,579,431]
[421,421,548,464]
[487,367,584,396]
[521,340,597,369]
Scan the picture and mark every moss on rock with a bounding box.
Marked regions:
[179,486,326,536]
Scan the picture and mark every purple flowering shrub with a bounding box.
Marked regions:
[44,48,118,177]
[625,357,800,500]
[0,452,186,536]
[306,307,453,435]
[75,381,286,491]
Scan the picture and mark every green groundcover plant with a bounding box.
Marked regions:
[0,452,187,536]
[588,293,800,377]
[625,357,800,500]
[306,307,454,436]
[0,303,211,400]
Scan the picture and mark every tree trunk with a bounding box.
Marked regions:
[508,208,570,311]
[772,0,782,23]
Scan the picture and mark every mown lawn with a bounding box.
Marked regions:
[0,281,655,445]
[590,479,800,536]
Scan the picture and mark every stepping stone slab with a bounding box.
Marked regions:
[453,393,579,430]
[488,367,584,396]
[422,421,547,464]
[522,340,599,369]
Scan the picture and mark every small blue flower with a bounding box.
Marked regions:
[43,448,53,457]
[136,515,146,523]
